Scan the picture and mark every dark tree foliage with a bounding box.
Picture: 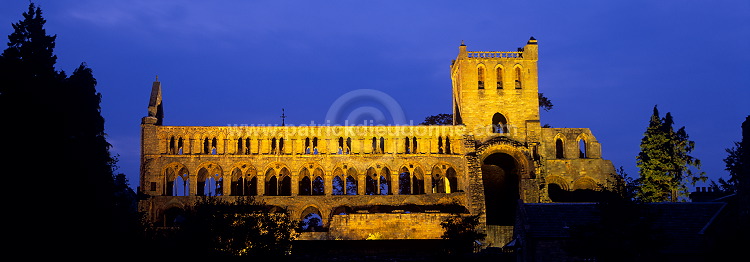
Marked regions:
[538,93,553,112]
[721,140,745,193]
[440,213,486,254]
[420,113,453,125]
[0,4,119,255]
[163,197,298,257]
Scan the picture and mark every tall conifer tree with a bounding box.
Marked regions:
[1,3,118,254]
[635,106,706,202]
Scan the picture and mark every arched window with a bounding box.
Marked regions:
[412,167,425,194]
[211,138,217,155]
[492,113,508,133]
[299,168,311,195]
[312,176,324,195]
[169,137,175,154]
[203,138,210,154]
[380,137,385,153]
[332,175,344,195]
[399,167,411,195]
[279,174,292,196]
[305,138,311,154]
[346,168,358,195]
[496,67,504,89]
[556,138,565,159]
[177,138,184,155]
[265,169,277,196]
[404,137,411,153]
[338,137,344,154]
[438,136,443,154]
[372,137,377,154]
[579,138,587,158]
[174,175,189,196]
[431,166,445,193]
[278,138,285,154]
[237,138,244,155]
[446,167,458,193]
[477,66,485,89]
[379,174,390,195]
[312,137,319,154]
[445,136,451,154]
[515,66,523,89]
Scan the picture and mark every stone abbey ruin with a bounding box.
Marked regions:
[139,37,617,247]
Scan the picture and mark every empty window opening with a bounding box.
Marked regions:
[277,168,292,195]
[380,137,385,153]
[300,212,323,232]
[579,139,587,158]
[445,136,452,154]
[266,175,278,196]
[312,176,324,195]
[496,67,503,89]
[177,138,184,155]
[404,137,411,153]
[299,167,312,195]
[478,66,485,89]
[203,138,210,154]
[492,113,509,133]
[332,176,344,195]
[211,138,217,155]
[169,137,175,154]
[305,138,311,154]
[515,67,522,89]
[399,168,411,195]
[338,137,344,154]
[379,175,390,195]
[556,138,565,159]
[438,136,443,154]
[173,175,189,196]
[446,167,458,193]
[347,168,358,195]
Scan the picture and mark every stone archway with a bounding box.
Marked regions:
[481,152,520,226]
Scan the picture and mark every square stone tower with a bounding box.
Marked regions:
[450,37,540,143]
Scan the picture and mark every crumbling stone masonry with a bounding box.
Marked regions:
[139,37,617,248]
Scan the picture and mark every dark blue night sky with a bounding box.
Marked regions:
[3,0,748,189]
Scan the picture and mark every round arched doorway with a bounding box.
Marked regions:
[481,152,520,226]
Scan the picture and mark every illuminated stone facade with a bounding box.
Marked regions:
[139,38,617,247]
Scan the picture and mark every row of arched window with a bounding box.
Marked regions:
[161,164,459,197]
[554,137,588,159]
[477,65,523,90]
[166,136,456,155]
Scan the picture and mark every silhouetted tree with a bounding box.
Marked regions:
[635,105,706,202]
[173,197,298,257]
[440,213,486,254]
[538,93,553,112]
[721,138,745,193]
[0,4,118,255]
[420,113,453,125]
